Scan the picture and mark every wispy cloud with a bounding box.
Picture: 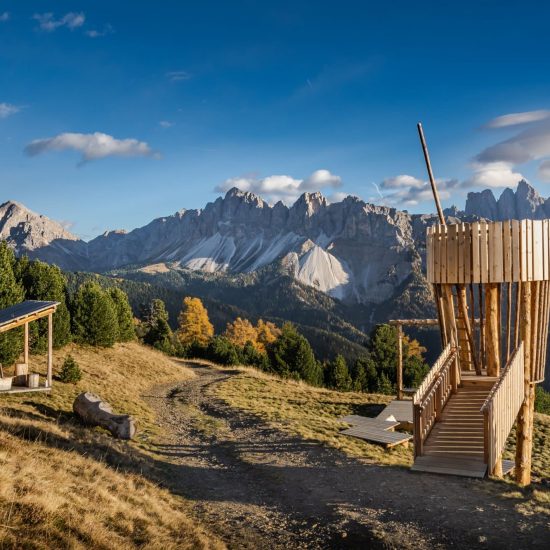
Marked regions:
[485,110,550,129]
[85,24,114,38]
[24,132,155,165]
[0,103,20,118]
[0,12,9,22]
[215,169,342,204]
[166,70,192,82]
[33,12,85,32]
[159,120,174,128]
[376,175,463,206]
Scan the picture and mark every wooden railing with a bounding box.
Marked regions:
[413,344,458,456]
[480,343,525,474]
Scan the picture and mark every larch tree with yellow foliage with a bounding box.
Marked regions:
[224,317,258,348]
[255,319,281,352]
[177,297,214,346]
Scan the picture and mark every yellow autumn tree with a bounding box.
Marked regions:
[255,319,281,352]
[177,297,214,346]
[404,335,427,359]
[224,317,258,348]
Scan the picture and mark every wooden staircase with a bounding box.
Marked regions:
[412,375,494,477]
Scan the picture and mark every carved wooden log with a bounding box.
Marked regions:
[73,392,136,439]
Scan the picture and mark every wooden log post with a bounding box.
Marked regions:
[24,322,29,365]
[516,282,533,485]
[457,284,480,374]
[47,312,53,388]
[397,323,403,400]
[485,282,501,377]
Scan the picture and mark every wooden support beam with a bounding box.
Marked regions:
[457,284,480,374]
[516,282,533,486]
[47,312,53,388]
[23,322,29,365]
[397,323,403,400]
[485,282,500,377]
[0,307,57,334]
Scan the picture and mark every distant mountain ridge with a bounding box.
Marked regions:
[1,180,547,306]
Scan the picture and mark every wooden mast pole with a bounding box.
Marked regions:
[417,123,479,375]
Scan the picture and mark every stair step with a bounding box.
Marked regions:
[412,455,487,478]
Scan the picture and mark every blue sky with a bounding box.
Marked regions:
[2,1,550,239]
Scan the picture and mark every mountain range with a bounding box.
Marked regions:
[2,180,549,361]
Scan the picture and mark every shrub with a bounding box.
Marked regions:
[535,385,550,415]
[59,355,82,383]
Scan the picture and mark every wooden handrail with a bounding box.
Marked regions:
[481,343,525,474]
[413,345,458,457]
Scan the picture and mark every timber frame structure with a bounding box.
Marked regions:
[410,219,548,483]
[0,300,60,393]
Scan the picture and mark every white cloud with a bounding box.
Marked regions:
[379,174,463,206]
[33,12,85,32]
[327,192,349,203]
[538,160,550,183]
[485,110,550,129]
[24,132,154,164]
[215,169,343,204]
[465,162,525,189]
[0,12,9,22]
[0,103,19,118]
[85,24,114,38]
[166,70,192,82]
[159,120,174,128]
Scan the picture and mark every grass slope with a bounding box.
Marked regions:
[214,367,550,514]
[0,343,223,549]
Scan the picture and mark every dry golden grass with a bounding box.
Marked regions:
[213,368,414,466]
[214,367,550,476]
[0,422,223,549]
[1,341,195,445]
[0,342,223,549]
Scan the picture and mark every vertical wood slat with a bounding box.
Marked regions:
[544,220,550,281]
[480,221,489,284]
[466,227,471,285]
[472,221,481,283]
[447,224,458,283]
[457,223,465,284]
[512,220,521,281]
[434,225,441,283]
[526,220,533,281]
[520,220,528,280]
[491,221,504,282]
[533,220,544,281]
[503,221,512,282]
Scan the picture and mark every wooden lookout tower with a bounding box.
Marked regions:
[412,219,548,484]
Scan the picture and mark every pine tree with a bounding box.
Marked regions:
[177,297,214,346]
[0,242,25,365]
[266,322,322,385]
[224,317,258,348]
[376,372,394,395]
[327,354,352,391]
[142,299,174,353]
[107,287,136,342]
[16,259,71,351]
[71,282,118,347]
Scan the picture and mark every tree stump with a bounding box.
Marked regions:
[73,392,136,439]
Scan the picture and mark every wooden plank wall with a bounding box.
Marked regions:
[427,220,550,284]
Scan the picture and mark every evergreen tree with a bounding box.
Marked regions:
[16,259,71,351]
[142,299,174,353]
[206,336,240,365]
[0,242,25,365]
[376,372,394,395]
[71,282,118,347]
[177,297,214,346]
[326,354,352,391]
[107,287,136,342]
[266,322,322,385]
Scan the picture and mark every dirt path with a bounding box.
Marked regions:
[145,363,549,549]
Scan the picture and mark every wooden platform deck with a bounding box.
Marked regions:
[340,425,412,448]
[411,455,488,478]
[339,415,400,430]
[376,399,413,425]
[0,385,51,395]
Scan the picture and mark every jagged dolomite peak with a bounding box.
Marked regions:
[4,179,544,304]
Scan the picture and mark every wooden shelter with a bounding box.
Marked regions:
[0,300,59,393]
[412,220,548,483]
